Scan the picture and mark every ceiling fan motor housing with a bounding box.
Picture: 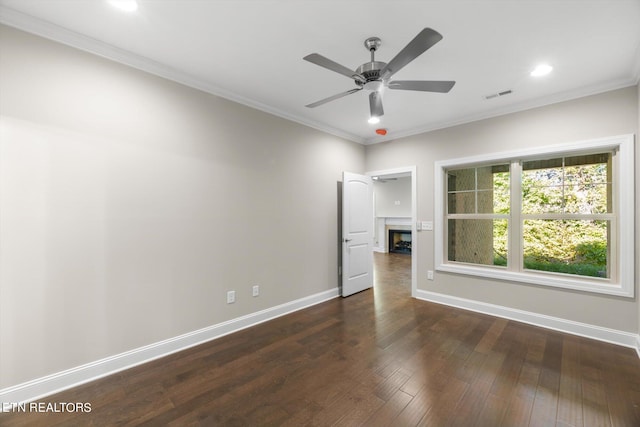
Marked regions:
[357,37,386,91]
[355,61,387,90]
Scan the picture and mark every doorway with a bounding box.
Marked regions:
[367,166,417,297]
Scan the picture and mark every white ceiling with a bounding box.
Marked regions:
[1,0,639,144]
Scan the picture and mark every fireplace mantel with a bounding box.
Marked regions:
[374,217,411,253]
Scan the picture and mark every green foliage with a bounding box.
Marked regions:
[490,158,609,278]
[575,241,607,265]
[523,258,605,277]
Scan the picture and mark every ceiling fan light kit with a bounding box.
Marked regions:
[303,27,456,122]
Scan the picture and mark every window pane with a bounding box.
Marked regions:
[477,190,493,213]
[476,166,494,190]
[448,219,508,267]
[522,153,611,214]
[448,168,475,191]
[523,158,563,185]
[448,192,475,214]
[447,165,510,214]
[565,153,610,213]
[564,183,611,214]
[565,162,608,185]
[481,168,511,214]
[522,185,564,213]
[522,159,563,213]
[523,220,609,278]
[493,170,510,214]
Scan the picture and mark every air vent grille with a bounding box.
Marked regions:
[484,89,513,100]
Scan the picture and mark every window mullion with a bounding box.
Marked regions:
[509,160,523,273]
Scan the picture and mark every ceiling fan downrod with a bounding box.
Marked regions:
[356,37,386,91]
[364,37,381,62]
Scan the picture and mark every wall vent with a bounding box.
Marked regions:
[484,89,513,100]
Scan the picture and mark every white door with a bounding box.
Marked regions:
[342,172,374,297]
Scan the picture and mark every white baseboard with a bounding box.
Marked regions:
[415,289,640,356]
[0,288,339,404]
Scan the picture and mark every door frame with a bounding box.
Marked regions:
[366,166,417,298]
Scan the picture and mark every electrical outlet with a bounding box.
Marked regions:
[252,285,259,297]
[427,270,434,280]
[227,290,235,304]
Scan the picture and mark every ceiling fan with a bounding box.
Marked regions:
[303,28,455,121]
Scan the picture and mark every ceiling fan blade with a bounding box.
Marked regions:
[380,28,443,80]
[369,91,384,117]
[305,87,362,108]
[303,53,365,82]
[388,80,456,93]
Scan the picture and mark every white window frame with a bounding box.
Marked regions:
[434,134,635,298]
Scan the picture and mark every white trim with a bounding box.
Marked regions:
[367,166,417,297]
[0,288,339,404]
[0,6,364,145]
[434,134,635,298]
[632,42,640,85]
[435,264,630,297]
[364,81,639,145]
[434,134,631,169]
[384,217,412,226]
[415,289,640,355]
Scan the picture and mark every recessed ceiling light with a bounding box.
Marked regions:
[368,116,380,124]
[530,64,553,77]
[108,0,138,12]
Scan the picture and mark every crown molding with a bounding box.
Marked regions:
[0,6,365,145]
[364,78,639,145]
[632,42,640,85]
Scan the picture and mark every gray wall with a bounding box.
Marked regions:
[374,177,411,218]
[366,86,639,333]
[0,25,365,388]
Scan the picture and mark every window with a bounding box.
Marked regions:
[447,164,510,267]
[435,135,634,297]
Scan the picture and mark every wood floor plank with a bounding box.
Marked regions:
[474,317,509,354]
[528,333,562,427]
[497,335,544,426]
[557,336,584,427]
[364,389,413,427]
[2,252,639,427]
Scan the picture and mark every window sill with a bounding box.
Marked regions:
[436,263,633,298]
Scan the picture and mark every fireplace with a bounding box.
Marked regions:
[388,229,412,254]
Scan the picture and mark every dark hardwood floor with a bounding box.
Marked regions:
[2,252,639,426]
